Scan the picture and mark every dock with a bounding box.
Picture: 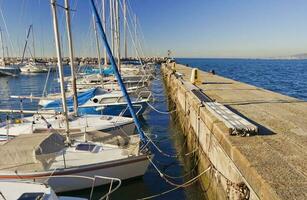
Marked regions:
[162,62,307,200]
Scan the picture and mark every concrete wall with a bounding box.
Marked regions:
[162,63,260,200]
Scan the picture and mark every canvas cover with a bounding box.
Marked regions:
[43,88,98,111]
[0,133,65,171]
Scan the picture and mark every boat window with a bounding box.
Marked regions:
[99,97,117,104]
[75,143,97,152]
[18,193,45,200]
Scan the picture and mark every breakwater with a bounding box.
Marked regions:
[162,62,307,200]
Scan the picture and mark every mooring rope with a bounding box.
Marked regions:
[146,101,176,114]
[163,155,201,179]
[137,156,212,200]
[143,133,197,158]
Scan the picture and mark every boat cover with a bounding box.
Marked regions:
[44,88,98,111]
[84,66,114,76]
[0,133,65,171]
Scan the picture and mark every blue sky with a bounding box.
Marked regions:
[1,0,307,58]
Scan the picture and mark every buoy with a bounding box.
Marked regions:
[190,68,200,84]
[15,119,22,124]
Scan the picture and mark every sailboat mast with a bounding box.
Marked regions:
[102,0,108,65]
[90,0,146,141]
[6,46,9,58]
[0,28,5,61]
[64,0,78,115]
[134,14,137,58]
[50,0,70,142]
[92,14,102,74]
[110,0,114,54]
[21,25,33,63]
[123,0,127,59]
[32,25,36,60]
[115,0,120,71]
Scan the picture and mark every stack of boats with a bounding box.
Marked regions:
[0,0,156,199]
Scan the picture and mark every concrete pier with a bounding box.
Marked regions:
[162,62,307,200]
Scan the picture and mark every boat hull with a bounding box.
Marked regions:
[0,66,21,76]
[20,64,48,73]
[0,115,136,140]
[78,101,148,117]
[0,155,150,193]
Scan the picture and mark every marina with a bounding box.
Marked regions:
[0,0,306,200]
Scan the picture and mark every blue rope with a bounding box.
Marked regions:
[89,0,146,142]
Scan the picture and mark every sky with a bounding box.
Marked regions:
[1,0,307,58]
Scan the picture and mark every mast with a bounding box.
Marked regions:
[64,0,78,115]
[5,46,9,58]
[115,0,120,71]
[123,0,127,59]
[0,28,5,61]
[50,0,70,143]
[32,25,36,61]
[90,0,146,142]
[102,0,108,65]
[134,14,137,58]
[110,0,114,54]
[92,14,102,74]
[21,25,33,64]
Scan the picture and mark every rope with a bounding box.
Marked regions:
[144,133,196,158]
[163,155,200,179]
[137,186,181,200]
[146,102,176,114]
[137,156,211,200]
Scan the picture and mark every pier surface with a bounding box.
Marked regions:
[163,63,307,200]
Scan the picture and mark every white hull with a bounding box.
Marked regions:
[21,63,48,73]
[0,115,135,139]
[0,155,150,193]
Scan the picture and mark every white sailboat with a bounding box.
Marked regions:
[0,180,87,200]
[0,27,20,77]
[0,0,151,194]
[21,60,49,73]
[20,25,49,73]
[0,113,136,141]
[0,133,149,193]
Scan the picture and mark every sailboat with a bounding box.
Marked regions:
[0,113,136,141]
[0,27,20,76]
[0,180,88,199]
[0,132,149,193]
[37,87,151,116]
[20,25,49,73]
[0,1,151,193]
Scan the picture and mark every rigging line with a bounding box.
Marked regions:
[42,66,52,97]
[126,0,146,58]
[38,0,45,57]
[0,3,14,55]
[137,17,152,57]
[134,17,146,58]
[125,0,142,57]
[118,0,143,65]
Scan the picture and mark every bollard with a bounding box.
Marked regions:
[171,62,176,70]
[190,68,200,84]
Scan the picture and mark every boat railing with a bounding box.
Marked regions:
[119,104,143,117]
[42,174,122,200]
[136,90,152,102]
